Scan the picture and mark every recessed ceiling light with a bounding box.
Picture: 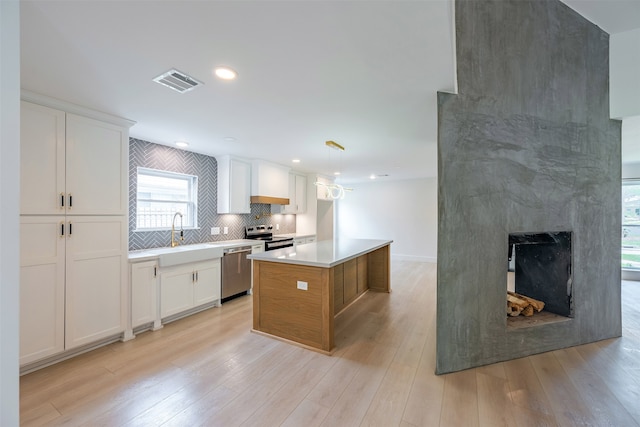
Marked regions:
[214,66,237,80]
[175,141,189,148]
[292,159,301,163]
[223,136,236,142]
[334,172,341,176]
[369,174,376,180]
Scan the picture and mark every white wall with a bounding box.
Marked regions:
[336,177,437,262]
[611,28,640,119]
[0,0,20,424]
[622,161,640,179]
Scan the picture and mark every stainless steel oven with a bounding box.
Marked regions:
[245,225,294,251]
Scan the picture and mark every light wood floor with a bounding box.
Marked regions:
[20,261,640,426]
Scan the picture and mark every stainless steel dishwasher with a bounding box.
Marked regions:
[221,246,252,301]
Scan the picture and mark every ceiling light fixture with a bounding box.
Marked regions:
[175,140,189,148]
[292,159,301,163]
[325,140,344,151]
[369,174,376,180]
[314,140,352,200]
[314,181,353,200]
[223,136,236,142]
[214,66,238,80]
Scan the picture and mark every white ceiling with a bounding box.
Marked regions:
[20,0,640,184]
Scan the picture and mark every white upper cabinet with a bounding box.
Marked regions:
[250,160,290,203]
[273,173,307,214]
[20,100,129,216]
[20,102,66,215]
[217,155,251,214]
[65,114,128,215]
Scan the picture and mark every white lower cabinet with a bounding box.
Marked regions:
[20,215,126,365]
[20,217,65,365]
[160,259,221,319]
[294,235,317,246]
[130,260,159,330]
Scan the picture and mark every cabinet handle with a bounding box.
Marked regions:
[60,222,65,237]
[68,194,73,209]
[153,267,157,278]
[192,272,195,282]
[60,193,65,208]
[196,271,199,282]
[68,222,72,237]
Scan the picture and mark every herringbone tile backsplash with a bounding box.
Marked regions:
[129,138,296,250]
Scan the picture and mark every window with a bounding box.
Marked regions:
[136,167,197,230]
[622,180,640,269]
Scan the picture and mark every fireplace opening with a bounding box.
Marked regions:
[506,232,573,326]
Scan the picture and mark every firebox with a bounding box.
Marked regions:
[508,232,573,317]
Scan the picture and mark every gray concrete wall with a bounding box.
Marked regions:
[436,0,622,374]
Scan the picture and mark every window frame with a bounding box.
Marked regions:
[135,167,198,231]
[622,179,640,270]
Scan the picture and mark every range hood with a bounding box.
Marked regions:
[251,160,291,205]
[250,195,289,205]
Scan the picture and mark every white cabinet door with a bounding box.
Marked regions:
[274,173,307,214]
[294,174,307,213]
[280,174,297,214]
[217,156,251,214]
[229,158,251,213]
[131,260,158,329]
[20,102,66,215]
[160,264,195,318]
[294,235,317,247]
[65,216,126,349]
[65,114,128,215]
[193,259,221,307]
[19,217,65,365]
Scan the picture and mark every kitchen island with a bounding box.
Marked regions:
[248,239,392,353]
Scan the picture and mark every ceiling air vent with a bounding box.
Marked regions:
[153,69,203,93]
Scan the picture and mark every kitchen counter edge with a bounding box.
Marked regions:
[247,238,392,268]
[128,239,262,263]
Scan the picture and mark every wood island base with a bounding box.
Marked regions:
[252,243,390,353]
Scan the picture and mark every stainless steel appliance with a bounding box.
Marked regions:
[221,246,252,301]
[245,225,294,251]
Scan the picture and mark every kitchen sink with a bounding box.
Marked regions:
[154,243,224,267]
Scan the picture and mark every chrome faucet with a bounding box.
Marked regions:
[171,212,184,247]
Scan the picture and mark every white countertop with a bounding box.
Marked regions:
[274,233,316,239]
[247,238,392,268]
[129,239,261,263]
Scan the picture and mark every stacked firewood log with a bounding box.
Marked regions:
[506,291,545,317]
